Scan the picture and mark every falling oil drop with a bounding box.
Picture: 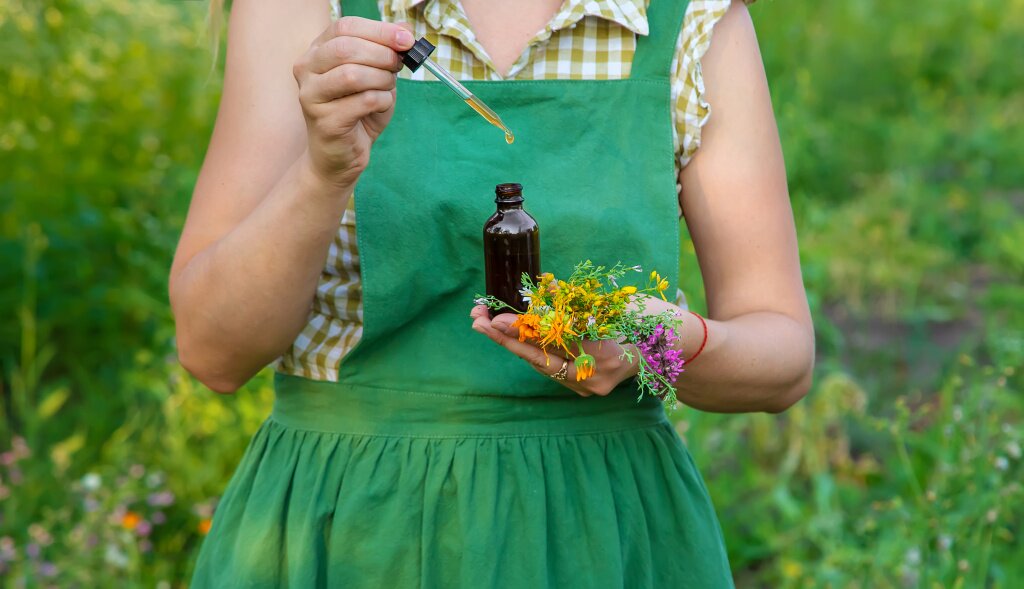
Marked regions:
[505,131,514,144]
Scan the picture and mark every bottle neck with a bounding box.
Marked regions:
[496,201,523,212]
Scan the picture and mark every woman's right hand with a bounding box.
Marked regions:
[293,17,415,189]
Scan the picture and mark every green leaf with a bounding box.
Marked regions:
[50,431,86,472]
[37,385,70,419]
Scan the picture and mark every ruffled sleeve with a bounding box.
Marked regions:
[671,0,754,170]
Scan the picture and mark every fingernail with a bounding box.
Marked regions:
[396,29,414,47]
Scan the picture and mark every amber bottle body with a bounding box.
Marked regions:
[483,184,540,317]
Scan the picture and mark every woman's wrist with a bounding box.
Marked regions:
[636,296,715,377]
[297,150,357,203]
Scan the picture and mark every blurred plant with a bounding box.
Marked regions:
[0,459,216,586]
[684,358,1023,588]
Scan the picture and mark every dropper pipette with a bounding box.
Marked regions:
[400,38,515,144]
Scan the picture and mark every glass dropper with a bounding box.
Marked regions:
[400,38,515,144]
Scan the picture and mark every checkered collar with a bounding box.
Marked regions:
[389,0,650,36]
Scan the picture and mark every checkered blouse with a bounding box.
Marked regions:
[277,0,747,380]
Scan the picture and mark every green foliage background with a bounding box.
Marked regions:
[1,0,1022,586]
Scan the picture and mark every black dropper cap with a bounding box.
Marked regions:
[400,37,435,73]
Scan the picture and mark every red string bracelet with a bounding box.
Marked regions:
[685,311,708,364]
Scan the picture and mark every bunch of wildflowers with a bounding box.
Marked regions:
[478,260,687,407]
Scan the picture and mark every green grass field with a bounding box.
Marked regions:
[2,0,1022,586]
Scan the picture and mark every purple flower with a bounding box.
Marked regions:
[147,491,175,507]
[135,520,153,537]
[12,437,30,459]
[637,324,686,398]
[0,537,15,563]
[152,511,166,525]
[26,542,40,559]
[38,561,58,578]
[139,539,153,553]
[129,464,145,479]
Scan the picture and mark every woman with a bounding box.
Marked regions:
[171,0,814,585]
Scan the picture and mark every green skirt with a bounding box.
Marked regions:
[190,374,733,588]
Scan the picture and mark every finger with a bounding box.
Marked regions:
[309,35,404,75]
[527,357,592,397]
[474,315,553,370]
[312,16,414,53]
[308,64,398,103]
[312,90,396,135]
[470,308,591,395]
[489,313,520,337]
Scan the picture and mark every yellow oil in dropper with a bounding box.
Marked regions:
[416,51,515,144]
[465,96,515,144]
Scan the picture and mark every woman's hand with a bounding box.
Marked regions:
[470,305,640,397]
[293,17,415,189]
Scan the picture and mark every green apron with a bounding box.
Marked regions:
[191,0,733,585]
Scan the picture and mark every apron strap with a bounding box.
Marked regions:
[631,0,692,81]
[342,0,382,20]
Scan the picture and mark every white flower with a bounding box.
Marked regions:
[1006,441,1021,460]
[995,456,1009,471]
[952,406,963,422]
[81,473,101,492]
[146,472,165,489]
[938,534,953,551]
[104,544,129,569]
[904,548,921,566]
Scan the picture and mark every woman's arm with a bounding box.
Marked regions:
[169,0,414,393]
[671,0,814,413]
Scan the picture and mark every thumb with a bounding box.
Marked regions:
[490,313,519,335]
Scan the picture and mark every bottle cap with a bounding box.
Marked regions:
[400,37,435,73]
[495,183,523,203]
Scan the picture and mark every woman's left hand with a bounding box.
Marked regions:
[470,305,639,397]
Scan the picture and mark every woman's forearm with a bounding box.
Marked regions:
[671,308,815,413]
[170,153,350,393]
[640,297,814,413]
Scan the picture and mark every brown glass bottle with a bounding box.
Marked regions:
[483,183,540,317]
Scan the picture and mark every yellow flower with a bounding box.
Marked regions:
[620,286,637,295]
[656,279,669,301]
[538,310,575,355]
[780,559,803,579]
[198,518,213,535]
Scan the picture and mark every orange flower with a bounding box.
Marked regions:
[198,518,212,535]
[511,313,541,342]
[121,511,141,531]
[575,354,596,381]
